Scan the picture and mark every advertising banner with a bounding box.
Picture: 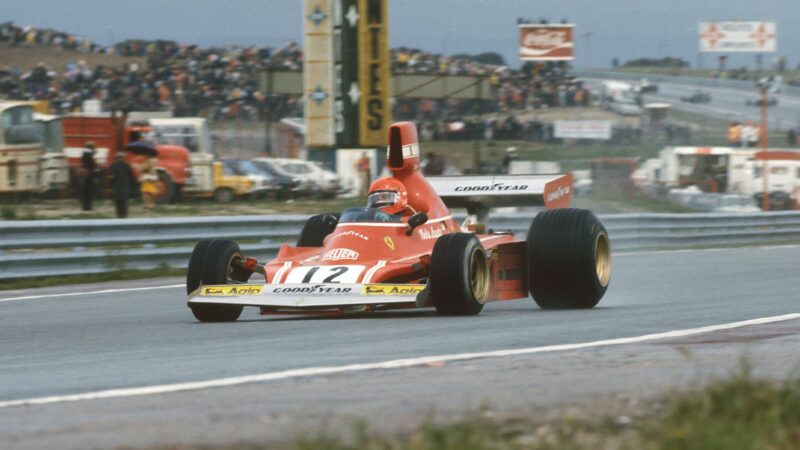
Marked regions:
[357,0,390,147]
[554,120,612,140]
[519,24,574,61]
[303,0,336,147]
[699,21,776,53]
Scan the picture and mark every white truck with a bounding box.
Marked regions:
[635,146,800,209]
[0,102,44,195]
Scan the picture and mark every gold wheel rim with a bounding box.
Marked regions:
[595,232,611,287]
[469,246,490,304]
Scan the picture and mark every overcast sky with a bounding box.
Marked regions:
[3,0,798,69]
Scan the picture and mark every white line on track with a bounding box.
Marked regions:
[1,312,798,409]
[0,284,184,303]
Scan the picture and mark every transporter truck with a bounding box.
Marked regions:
[0,102,44,195]
[61,113,191,202]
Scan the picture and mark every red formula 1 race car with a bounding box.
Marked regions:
[186,122,611,321]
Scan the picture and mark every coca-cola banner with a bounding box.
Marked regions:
[519,24,574,61]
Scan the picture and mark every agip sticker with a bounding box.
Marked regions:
[363,284,425,295]
[201,285,264,296]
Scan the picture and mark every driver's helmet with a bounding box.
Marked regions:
[367,177,408,215]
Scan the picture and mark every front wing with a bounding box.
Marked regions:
[188,283,427,309]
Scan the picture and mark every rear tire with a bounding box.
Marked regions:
[430,233,490,316]
[296,213,340,247]
[186,239,249,322]
[527,208,611,309]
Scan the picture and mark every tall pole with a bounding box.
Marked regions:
[760,85,770,211]
[584,32,592,69]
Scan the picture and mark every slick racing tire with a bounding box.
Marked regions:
[430,233,490,316]
[527,208,611,309]
[296,213,340,247]
[186,239,249,322]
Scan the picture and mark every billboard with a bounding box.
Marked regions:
[303,0,336,147]
[304,0,390,149]
[357,0,390,147]
[519,24,574,61]
[554,120,612,140]
[699,21,776,53]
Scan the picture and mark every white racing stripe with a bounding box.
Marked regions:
[0,284,184,303]
[0,312,798,409]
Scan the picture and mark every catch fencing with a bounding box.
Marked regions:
[1,211,799,280]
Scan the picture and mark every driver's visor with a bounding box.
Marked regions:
[367,190,399,208]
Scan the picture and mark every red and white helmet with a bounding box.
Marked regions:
[367,177,408,215]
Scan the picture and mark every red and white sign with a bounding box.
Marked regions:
[699,21,776,53]
[519,24,574,61]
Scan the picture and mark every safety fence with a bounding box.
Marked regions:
[1,211,799,280]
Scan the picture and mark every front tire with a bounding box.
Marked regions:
[296,213,340,247]
[186,239,249,322]
[527,208,611,309]
[429,233,490,316]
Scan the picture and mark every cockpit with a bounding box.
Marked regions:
[338,207,403,224]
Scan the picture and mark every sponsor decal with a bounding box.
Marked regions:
[321,248,360,261]
[385,143,420,160]
[363,284,425,295]
[384,236,395,250]
[202,285,263,296]
[284,265,365,284]
[454,183,529,192]
[332,230,369,241]
[546,185,571,202]
[273,285,353,295]
[418,223,446,240]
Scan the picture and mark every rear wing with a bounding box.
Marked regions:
[427,173,573,212]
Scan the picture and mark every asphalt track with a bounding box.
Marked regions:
[584,76,800,130]
[1,245,799,448]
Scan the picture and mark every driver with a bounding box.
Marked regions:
[367,178,415,216]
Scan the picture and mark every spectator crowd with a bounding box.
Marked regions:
[1,21,589,136]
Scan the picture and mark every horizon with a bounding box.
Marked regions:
[2,0,798,70]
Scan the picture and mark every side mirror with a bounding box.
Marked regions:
[323,214,339,231]
[406,212,428,236]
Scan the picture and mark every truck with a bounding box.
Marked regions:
[142,117,215,195]
[61,114,191,202]
[634,146,800,210]
[0,102,44,195]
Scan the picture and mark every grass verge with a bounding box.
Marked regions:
[0,266,185,291]
[283,363,800,450]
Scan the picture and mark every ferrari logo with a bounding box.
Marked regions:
[384,236,395,250]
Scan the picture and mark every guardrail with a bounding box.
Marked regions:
[1,211,799,280]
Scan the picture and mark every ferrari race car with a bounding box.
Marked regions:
[186,122,611,321]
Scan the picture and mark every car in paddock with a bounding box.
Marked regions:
[186,122,612,321]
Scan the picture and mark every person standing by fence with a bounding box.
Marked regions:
[108,153,134,218]
[79,141,96,211]
[139,157,158,210]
